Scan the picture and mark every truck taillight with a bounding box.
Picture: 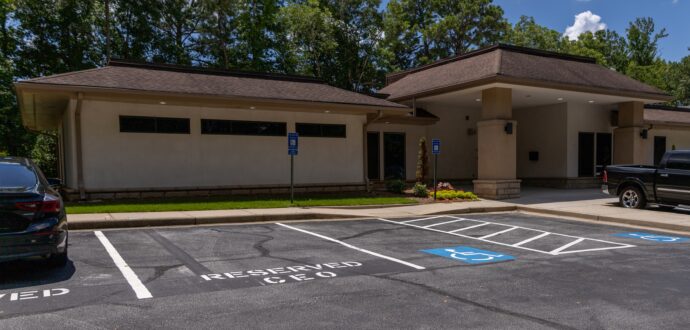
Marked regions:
[603,170,608,183]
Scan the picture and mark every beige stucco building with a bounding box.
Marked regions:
[15,45,690,200]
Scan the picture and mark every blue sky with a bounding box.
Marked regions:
[380,0,690,62]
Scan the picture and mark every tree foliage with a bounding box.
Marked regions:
[382,0,508,70]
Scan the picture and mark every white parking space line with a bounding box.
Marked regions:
[549,238,585,254]
[94,231,153,299]
[513,232,551,247]
[379,216,635,256]
[423,219,466,228]
[479,227,518,239]
[401,216,445,223]
[276,223,426,270]
[449,222,489,233]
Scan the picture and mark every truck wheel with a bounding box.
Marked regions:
[619,186,646,209]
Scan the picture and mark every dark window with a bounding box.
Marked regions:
[120,116,189,134]
[383,132,405,179]
[578,132,595,177]
[296,123,346,138]
[654,136,667,166]
[201,119,286,136]
[0,162,37,189]
[666,153,690,170]
[367,132,380,180]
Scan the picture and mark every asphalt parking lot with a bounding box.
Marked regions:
[2,212,690,329]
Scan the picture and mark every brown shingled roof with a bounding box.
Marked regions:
[645,105,690,126]
[18,60,407,109]
[380,44,671,102]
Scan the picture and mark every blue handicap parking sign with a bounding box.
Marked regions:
[288,133,298,155]
[432,139,440,155]
[612,232,689,243]
[421,246,514,264]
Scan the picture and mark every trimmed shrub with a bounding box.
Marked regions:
[412,182,428,197]
[430,190,478,200]
[385,179,406,194]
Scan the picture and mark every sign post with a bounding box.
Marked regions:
[288,133,299,204]
[432,139,440,200]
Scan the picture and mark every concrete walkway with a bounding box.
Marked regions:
[67,187,690,234]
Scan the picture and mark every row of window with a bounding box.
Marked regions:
[119,116,347,138]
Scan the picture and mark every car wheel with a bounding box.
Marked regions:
[619,186,646,209]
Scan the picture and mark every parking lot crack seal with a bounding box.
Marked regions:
[337,227,405,241]
[375,274,577,330]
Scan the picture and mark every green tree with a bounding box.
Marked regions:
[30,133,58,178]
[317,0,384,91]
[668,53,690,105]
[428,0,508,58]
[382,0,507,71]
[236,0,282,72]
[195,0,240,68]
[504,16,564,52]
[152,0,201,65]
[109,0,161,61]
[626,17,668,66]
[278,0,338,78]
[14,0,104,77]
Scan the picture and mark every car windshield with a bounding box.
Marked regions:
[0,161,38,190]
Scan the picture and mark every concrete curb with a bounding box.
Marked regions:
[68,204,690,234]
[69,213,365,230]
[516,206,690,233]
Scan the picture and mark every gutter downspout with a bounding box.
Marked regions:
[363,110,384,192]
[75,92,86,200]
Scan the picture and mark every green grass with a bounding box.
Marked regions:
[65,194,417,214]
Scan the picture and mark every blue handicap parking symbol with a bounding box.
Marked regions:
[612,232,690,243]
[421,246,514,264]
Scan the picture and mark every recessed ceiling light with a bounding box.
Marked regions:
[324,110,331,113]
[557,97,564,101]
[249,106,256,110]
[588,100,595,104]
[159,101,166,105]
[385,121,391,124]
[475,98,481,102]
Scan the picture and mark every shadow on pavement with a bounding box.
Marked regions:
[0,259,76,290]
[505,187,613,205]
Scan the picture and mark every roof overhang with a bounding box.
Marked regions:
[386,75,673,104]
[15,82,410,131]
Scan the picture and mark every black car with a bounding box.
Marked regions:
[603,150,690,209]
[0,157,68,266]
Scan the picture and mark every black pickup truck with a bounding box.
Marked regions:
[603,150,690,209]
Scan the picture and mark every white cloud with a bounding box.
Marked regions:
[564,11,607,41]
[672,0,679,4]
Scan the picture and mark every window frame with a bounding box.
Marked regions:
[200,119,287,137]
[295,123,347,138]
[119,115,190,134]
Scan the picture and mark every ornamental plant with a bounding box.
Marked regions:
[415,137,429,182]
[412,182,429,197]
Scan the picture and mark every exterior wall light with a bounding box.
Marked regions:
[504,122,513,134]
[640,129,648,139]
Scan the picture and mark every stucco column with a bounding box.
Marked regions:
[473,87,520,199]
[613,101,650,165]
